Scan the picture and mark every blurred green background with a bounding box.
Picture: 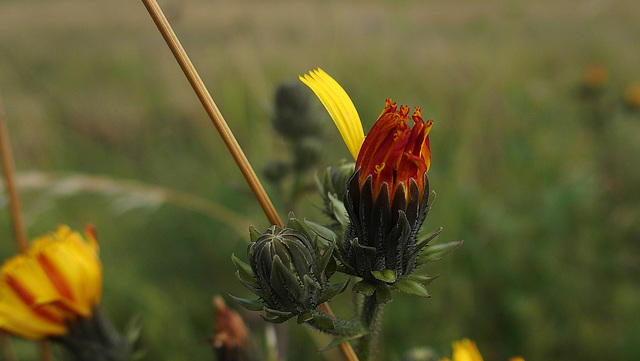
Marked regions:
[1,0,639,360]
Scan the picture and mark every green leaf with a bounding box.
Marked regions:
[235,270,259,291]
[317,241,337,276]
[328,192,350,228]
[393,279,431,298]
[371,269,397,284]
[318,281,349,304]
[403,274,441,286]
[232,254,254,278]
[414,227,443,251]
[297,310,313,324]
[248,226,262,243]
[304,219,338,243]
[228,294,264,311]
[310,312,335,331]
[416,240,463,266]
[352,280,376,296]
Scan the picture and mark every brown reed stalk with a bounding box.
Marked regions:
[0,100,53,361]
[0,101,28,253]
[140,1,359,360]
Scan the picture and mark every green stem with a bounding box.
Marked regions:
[357,294,383,361]
[306,310,365,338]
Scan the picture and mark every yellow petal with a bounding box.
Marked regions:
[299,68,365,159]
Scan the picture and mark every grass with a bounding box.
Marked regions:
[1,0,640,360]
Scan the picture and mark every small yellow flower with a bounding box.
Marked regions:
[583,64,609,89]
[440,339,483,361]
[439,339,525,361]
[625,82,640,109]
[0,225,102,339]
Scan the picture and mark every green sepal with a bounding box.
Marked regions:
[416,240,463,266]
[232,254,255,279]
[371,269,397,284]
[248,226,262,243]
[375,283,393,304]
[414,227,443,253]
[317,332,367,352]
[304,219,338,244]
[262,307,293,323]
[297,310,314,324]
[286,213,311,239]
[235,270,259,292]
[270,255,301,302]
[352,280,376,296]
[393,279,431,298]
[310,312,335,331]
[318,280,349,304]
[403,274,440,286]
[352,238,376,254]
[228,294,264,311]
[327,192,349,229]
[317,241,336,277]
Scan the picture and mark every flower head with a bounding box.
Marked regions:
[0,225,102,339]
[300,69,450,303]
[356,99,432,203]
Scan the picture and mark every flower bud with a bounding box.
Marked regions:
[232,215,346,323]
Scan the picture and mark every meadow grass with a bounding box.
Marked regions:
[1,0,639,360]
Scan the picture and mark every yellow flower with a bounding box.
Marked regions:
[0,225,102,339]
[625,82,640,109]
[440,339,483,361]
[300,69,432,203]
[439,339,525,361]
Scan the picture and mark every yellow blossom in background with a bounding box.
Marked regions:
[439,339,525,361]
[440,339,483,361]
[0,225,102,339]
[624,82,640,109]
[583,64,609,89]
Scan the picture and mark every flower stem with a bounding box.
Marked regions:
[139,1,359,360]
[357,294,383,361]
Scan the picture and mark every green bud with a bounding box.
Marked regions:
[272,81,322,140]
[232,214,346,323]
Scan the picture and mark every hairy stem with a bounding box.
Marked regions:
[357,294,383,361]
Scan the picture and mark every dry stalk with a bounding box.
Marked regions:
[139,1,359,360]
[0,99,53,361]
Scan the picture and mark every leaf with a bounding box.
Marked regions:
[231,254,254,279]
[318,281,349,304]
[416,240,463,266]
[304,219,338,244]
[228,294,264,311]
[393,279,431,298]
[414,227,443,252]
[371,269,397,284]
[328,192,350,228]
[297,310,313,324]
[403,274,441,286]
[352,280,376,296]
[248,226,262,243]
[317,241,337,276]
